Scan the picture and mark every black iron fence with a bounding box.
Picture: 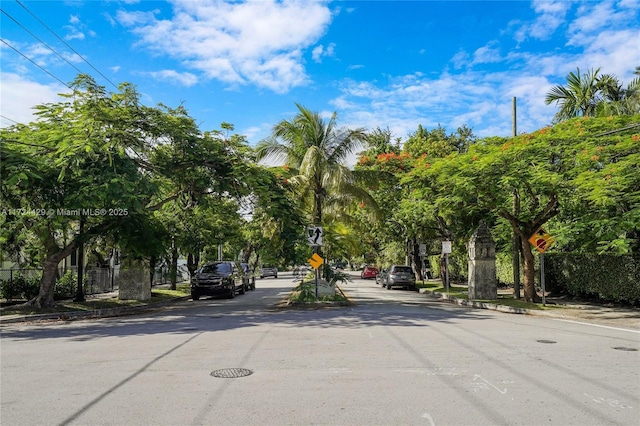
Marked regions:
[0,265,188,300]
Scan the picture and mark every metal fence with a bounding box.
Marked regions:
[0,264,188,297]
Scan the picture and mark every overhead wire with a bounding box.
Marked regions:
[1,9,86,76]
[12,0,120,90]
[0,38,70,88]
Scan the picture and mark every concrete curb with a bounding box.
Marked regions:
[419,288,576,319]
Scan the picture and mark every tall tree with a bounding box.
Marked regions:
[256,103,373,226]
[546,67,640,121]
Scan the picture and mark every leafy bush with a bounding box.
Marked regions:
[321,264,352,285]
[0,274,40,301]
[546,253,640,305]
[55,270,77,300]
[427,252,468,282]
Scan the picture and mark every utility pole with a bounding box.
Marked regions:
[512,97,521,299]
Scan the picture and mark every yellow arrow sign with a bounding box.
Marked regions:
[308,253,324,270]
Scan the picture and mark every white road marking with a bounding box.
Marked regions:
[551,318,640,334]
[421,412,436,425]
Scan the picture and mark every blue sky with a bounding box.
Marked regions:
[2,0,640,154]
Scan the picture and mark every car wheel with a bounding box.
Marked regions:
[239,283,246,295]
[250,282,256,291]
[260,276,264,279]
[191,292,200,301]
[386,283,391,290]
[228,284,236,299]
[275,274,278,278]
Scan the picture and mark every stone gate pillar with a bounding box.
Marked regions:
[468,221,497,300]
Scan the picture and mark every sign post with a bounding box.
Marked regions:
[442,240,452,293]
[307,226,324,299]
[528,228,555,306]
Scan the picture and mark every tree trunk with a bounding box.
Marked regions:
[520,237,540,303]
[30,230,77,309]
[187,252,199,278]
[149,255,157,289]
[170,239,178,290]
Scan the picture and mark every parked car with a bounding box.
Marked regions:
[190,261,245,300]
[260,264,278,279]
[360,265,379,279]
[241,263,256,291]
[383,265,417,291]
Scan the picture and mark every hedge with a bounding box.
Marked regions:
[545,253,640,305]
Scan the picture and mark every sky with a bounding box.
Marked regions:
[2,0,640,156]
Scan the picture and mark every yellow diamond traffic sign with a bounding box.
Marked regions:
[528,228,555,253]
[308,253,324,270]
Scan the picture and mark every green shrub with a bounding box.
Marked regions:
[321,265,352,285]
[427,252,468,282]
[55,270,77,300]
[546,254,640,304]
[0,274,40,301]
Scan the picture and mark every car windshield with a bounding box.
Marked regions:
[392,266,413,273]
[200,263,231,274]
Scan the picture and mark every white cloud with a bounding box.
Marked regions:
[117,0,332,93]
[512,0,571,43]
[472,42,502,65]
[0,73,67,127]
[312,43,336,63]
[147,70,198,86]
[332,69,558,142]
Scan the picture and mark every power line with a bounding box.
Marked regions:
[0,114,20,125]
[1,9,85,75]
[13,0,119,90]
[0,38,70,88]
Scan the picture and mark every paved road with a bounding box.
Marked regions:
[2,273,639,425]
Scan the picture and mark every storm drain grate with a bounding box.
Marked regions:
[211,368,254,378]
[613,347,638,352]
[537,339,557,344]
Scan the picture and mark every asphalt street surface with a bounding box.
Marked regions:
[1,272,639,426]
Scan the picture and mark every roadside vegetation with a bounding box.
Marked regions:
[1,66,639,310]
[1,284,190,316]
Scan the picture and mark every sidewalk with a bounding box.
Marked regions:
[420,285,640,331]
[0,285,189,325]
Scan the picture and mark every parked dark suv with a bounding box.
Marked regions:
[383,265,416,291]
[191,261,245,300]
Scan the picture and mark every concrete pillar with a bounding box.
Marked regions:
[118,268,151,301]
[468,221,497,300]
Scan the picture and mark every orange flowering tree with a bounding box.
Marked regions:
[403,115,640,302]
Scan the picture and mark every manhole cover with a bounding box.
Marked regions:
[537,339,557,344]
[211,368,254,378]
[613,347,638,352]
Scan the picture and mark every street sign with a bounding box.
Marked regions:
[307,226,323,246]
[528,228,555,253]
[308,253,324,270]
[442,241,452,254]
[419,243,427,256]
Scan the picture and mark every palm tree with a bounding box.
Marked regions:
[596,71,640,116]
[256,103,375,227]
[545,67,603,121]
[546,67,640,121]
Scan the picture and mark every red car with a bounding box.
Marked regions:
[360,265,379,279]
